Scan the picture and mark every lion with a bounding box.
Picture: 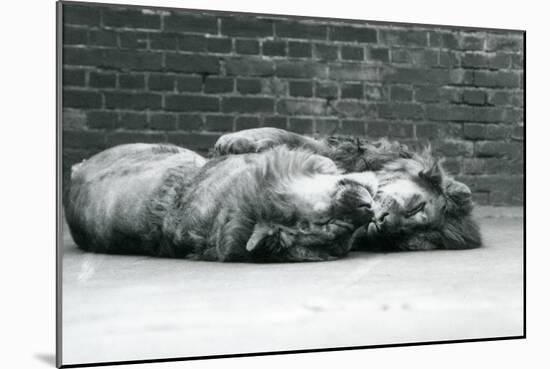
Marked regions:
[65,143,378,262]
[214,127,482,251]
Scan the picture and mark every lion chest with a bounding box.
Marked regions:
[286,174,338,214]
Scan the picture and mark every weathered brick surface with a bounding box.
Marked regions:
[61,3,524,205]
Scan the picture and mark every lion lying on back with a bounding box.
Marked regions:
[65,144,376,262]
[215,127,482,251]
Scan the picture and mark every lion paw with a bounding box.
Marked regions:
[215,135,277,155]
[215,136,258,155]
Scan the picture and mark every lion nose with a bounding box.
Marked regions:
[356,197,375,221]
[357,201,372,211]
[375,212,389,224]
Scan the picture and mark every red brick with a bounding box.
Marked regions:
[164,13,218,34]
[378,102,423,119]
[262,40,286,56]
[486,34,524,52]
[63,89,102,109]
[235,39,260,55]
[390,86,413,101]
[429,31,459,49]
[341,46,364,61]
[221,17,273,37]
[207,38,232,53]
[473,70,520,88]
[105,92,161,110]
[205,115,234,132]
[313,44,338,61]
[64,48,163,71]
[62,4,101,26]
[367,47,389,63]
[225,58,274,77]
[149,33,178,50]
[63,26,87,45]
[119,31,149,49]
[63,129,105,149]
[103,8,160,29]
[474,141,523,158]
[118,112,148,130]
[176,76,202,93]
[367,121,413,138]
[341,83,364,99]
[341,120,366,136]
[150,114,177,130]
[275,21,327,40]
[315,81,338,99]
[463,90,486,105]
[330,26,377,43]
[364,84,387,101]
[332,101,376,118]
[277,99,325,115]
[415,86,439,102]
[86,111,117,129]
[409,49,439,67]
[88,30,117,47]
[165,95,219,112]
[276,60,328,79]
[236,116,262,130]
[237,79,262,94]
[289,42,312,58]
[165,54,220,74]
[222,97,275,113]
[119,74,145,89]
[63,68,86,87]
[63,110,87,130]
[148,74,176,91]
[289,118,314,134]
[289,81,313,97]
[178,34,206,52]
[315,118,340,135]
[439,51,460,67]
[263,116,287,129]
[459,34,484,50]
[329,64,379,81]
[379,30,427,46]
[204,77,234,93]
[177,114,203,131]
[434,140,474,157]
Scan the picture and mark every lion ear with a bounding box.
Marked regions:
[247,223,296,253]
[443,179,474,214]
[419,160,444,188]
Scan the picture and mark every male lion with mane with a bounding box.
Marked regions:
[215,127,482,251]
[65,143,377,262]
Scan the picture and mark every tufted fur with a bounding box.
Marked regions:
[65,144,375,262]
[214,128,482,251]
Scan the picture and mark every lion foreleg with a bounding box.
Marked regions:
[213,210,255,262]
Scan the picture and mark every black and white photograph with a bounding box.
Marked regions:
[57,0,524,367]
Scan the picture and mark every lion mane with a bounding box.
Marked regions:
[324,137,481,251]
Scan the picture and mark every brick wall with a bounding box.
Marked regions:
[61,2,525,205]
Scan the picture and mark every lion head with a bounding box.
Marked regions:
[234,147,376,262]
[326,138,482,251]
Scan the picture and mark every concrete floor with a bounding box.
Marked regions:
[60,207,524,366]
